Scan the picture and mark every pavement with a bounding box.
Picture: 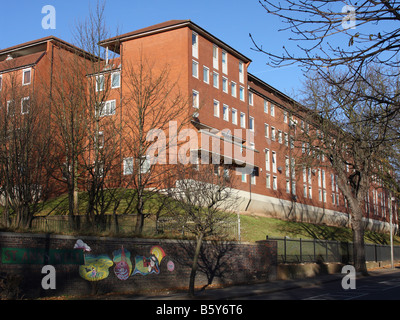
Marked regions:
[85,266,400,300]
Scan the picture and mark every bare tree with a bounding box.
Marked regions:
[251,1,400,132]
[165,164,239,297]
[0,66,54,229]
[297,66,399,274]
[121,55,192,234]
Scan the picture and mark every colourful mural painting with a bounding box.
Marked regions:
[79,254,113,281]
[76,241,171,281]
[150,245,166,264]
[112,246,132,280]
[133,255,160,275]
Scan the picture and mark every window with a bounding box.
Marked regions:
[266,174,271,188]
[99,100,116,116]
[278,130,283,144]
[222,77,228,93]
[249,116,254,132]
[0,75,2,91]
[309,186,313,199]
[213,100,220,117]
[318,169,322,187]
[231,81,236,97]
[283,111,288,123]
[319,189,322,202]
[140,156,151,174]
[22,68,31,85]
[223,104,229,121]
[304,185,308,198]
[292,181,296,195]
[265,149,270,171]
[240,112,246,128]
[232,108,237,124]
[213,72,219,88]
[264,100,268,113]
[271,127,276,140]
[192,90,199,109]
[270,103,275,116]
[264,123,269,138]
[192,32,198,58]
[286,180,290,193]
[285,157,290,177]
[111,72,120,88]
[239,86,245,101]
[96,74,105,92]
[251,170,256,185]
[241,172,247,183]
[7,100,14,115]
[239,61,244,83]
[203,66,209,84]
[249,92,253,106]
[123,157,133,175]
[192,60,199,78]
[284,133,288,146]
[96,131,104,149]
[273,176,278,190]
[222,51,228,74]
[21,97,29,114]
[272,151,277,173]
[213,45,218,69]
[322,169,326,188]
[323,190,327,203]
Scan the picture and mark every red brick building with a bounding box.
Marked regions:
[0,20,397,232]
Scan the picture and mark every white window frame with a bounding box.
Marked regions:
[264,123,269,138]
[266,173,271,189]
[222,50,228,75]
[21,96,29,114]
[222,77,228,93]
[232,108,237,125]
[270,103,275,116]
[223,104,229,121]
[249,116,255,132]
[231,81,237,98]
[22,68,31,86]
[239,86,245,101]
[213,71,219,89]
[240,112,246,128]
[213,45,219,70]
[273,176,278,190]
[264,100,268,113]
[95,74,105,92]
[239,61,244,83]
[249,92,253,106]
[213,99,220,118]
[272,151,277,173]
[123,157,134,175]
[192,31,198,58]
[192,60,199,78]
[192,90,199,109]
[203,66,209,84]
[265,149,270,172]
[99,99,116,117]
[111,71,120,89]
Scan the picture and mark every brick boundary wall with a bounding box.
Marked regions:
[0,232,277,299]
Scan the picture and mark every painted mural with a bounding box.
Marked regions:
[112,246,132,280]
[132,255,160,275]
[76,241,172,281]
[79,254,113,281]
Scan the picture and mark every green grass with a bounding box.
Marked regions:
[3,191,399,246]
[239,213,400,245]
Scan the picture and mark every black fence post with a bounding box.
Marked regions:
[284,237,287,263]
[300,238,302,263]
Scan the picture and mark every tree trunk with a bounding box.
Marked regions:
[189,233,204,297]
[351,207,368,275]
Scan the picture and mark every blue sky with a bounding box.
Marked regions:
[0,0,316,98]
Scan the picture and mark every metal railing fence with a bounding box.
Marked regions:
[266,235,400,264]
